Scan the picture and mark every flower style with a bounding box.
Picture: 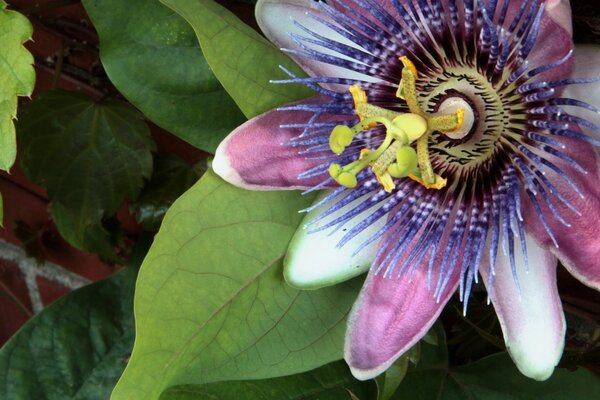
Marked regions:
[213,0,600,382]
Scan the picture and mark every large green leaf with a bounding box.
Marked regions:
[0,238,150,400]
[0,0,34,171]
[130,154,204,231]
[81,0,245,153]
[160,362,375,400]
[111,171,363,400]
[18,90,155,258]
[161,0,313,119]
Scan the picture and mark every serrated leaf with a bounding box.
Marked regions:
[160,362,376,400]
[111,170,363,400]
[81,0,245,153]
[0,238,150,400]
[130,154,204,231]
[0,0,35,171]
[161,0,314,119]
[18,90,155,258]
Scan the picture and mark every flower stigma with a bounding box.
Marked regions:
[328,57,466,192]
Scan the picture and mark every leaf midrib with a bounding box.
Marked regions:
[155,251,287,394]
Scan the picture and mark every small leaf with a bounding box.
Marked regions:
[422,327,439,346]
[111,171,363,400]
[0,0,35,171]
[130,155,204,231]
[81,0,245,153]
[0,238,150,400]
[161,0,314,119]
[18,90,155,259]
[160,362,375,400]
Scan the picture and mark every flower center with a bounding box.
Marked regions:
[327,57,469,192]
[436,97,475,140]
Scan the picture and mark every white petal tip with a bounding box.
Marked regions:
[212,144,239,185]
[347,362,389,381]
[504,300,565,382]
[283,250,368,290]
[510,347,560,381]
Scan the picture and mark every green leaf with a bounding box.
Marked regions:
[81,0,245,153]
[160,362,376,400]
[0,0,35,171]
[394,340,600,399]
[18,90,155,258]
[161,0,314,119]
[111,170,363,400]
[0,237,151,400]
[131,154,204,231]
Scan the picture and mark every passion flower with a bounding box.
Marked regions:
[214,0,600,381]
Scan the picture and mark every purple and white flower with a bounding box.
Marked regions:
[213,0,600,381]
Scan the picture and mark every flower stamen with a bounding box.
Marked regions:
[329,57,465,191]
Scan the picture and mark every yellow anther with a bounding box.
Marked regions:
[376,172,396,193]
[439,108,466,135]
[349,84,377,127]
[349,84,368,110]
[399,56,419,79]
[408,173,447,190]
[398,63,423,116]
[328,68,462,192]
[359,148,371,160]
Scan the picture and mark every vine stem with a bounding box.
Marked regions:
[0,280,33,318]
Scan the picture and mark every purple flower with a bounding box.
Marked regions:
[213,0,600,381]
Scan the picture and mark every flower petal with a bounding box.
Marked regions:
[481,234,565,381]
[256,0,380,84]
[524,135,600,291]
[284,191,385,289]
[527,0,574,82]
[544,0,573,37]
[213,96,336,190]
[344,251,460,380]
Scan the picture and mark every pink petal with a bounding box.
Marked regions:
[344,250,460,380]
[481,234,565,381]
[544,0,573,37]
[523,135,600,291]
[255,0,379,85]
[525,0,574,82]
[213,96,338,190]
